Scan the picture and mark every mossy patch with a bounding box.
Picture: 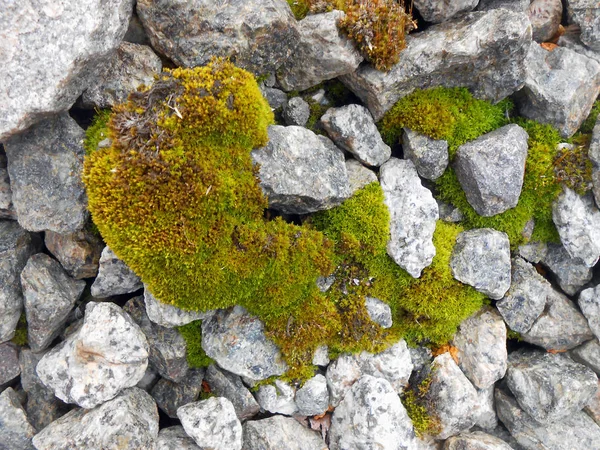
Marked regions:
[401,371,441,437]
[83,109,111,155]
[178,321,214,368]
[11,314,28,346]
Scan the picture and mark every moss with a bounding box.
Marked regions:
[401,372,440,437]
[11,314,28,346]
[286,0,311,19]
[83,109,111,155]
[578,98,600,135]
[177,321,214,368]
[553,143,593,195]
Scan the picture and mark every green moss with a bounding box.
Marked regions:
[401,373,440,437]
[554,143,593,195]
[11,314,28,346]
[83,109,111,155]
[178,321,214,368]
[286,0,311,19]
[578,98,600,135]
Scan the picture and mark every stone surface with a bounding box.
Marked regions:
[312,345,330,367]
[4,114,88,233]
[252,125,351,214]
[91,246,142,298]
[474,386,498,431]
[454,124,529,217]
[517,241,548,264]
[283,97,310,127]
[0,0,133,140]
[437,200,465,223]
[151,368,204,418]
[558,33,600,65]
[478,0,529,11]
[380,158,438,277]
[137,0,299,75]
[204,364,259,420]
[243,415,327,450]
[261,86,288,111]
[277,10,363,92]
[413,0,479,23]
[345,159,378,195]
[515,44,600,138]
[541,242,593,295]
[0,342,20,385]
[0,387,35,450]
[402,128,448,181]
[45,229,103,279]
[450,229,512,299]
[572,339,600,374]
[365,296,393,328]
[321,104,391,167]
[21,254,85,352]
[444,431,513,450]
[81,41,161,108]
[295,374,329,417]
[590,116,600,207]
[144,288,207,328]
[529,0,563,42]
[255,379,297,415]
[36,302,149,408]
[340,9,532,121]
[32,387,159,450]
[567,0,600,51]
[579,284,600,340]
[157,426,201,450]
[0,167,16,220]
[177,397,243,450]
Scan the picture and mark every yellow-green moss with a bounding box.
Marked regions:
[177,321,214,368]
[401,372,441,437]
[579,98,600,135]
[11,314,28,346]
[83,109,111,155]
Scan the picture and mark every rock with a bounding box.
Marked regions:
[506,350,598,424]
[90,246,142,298]
[380,158,438,277]
[402,128,448,181]
[515,44,600,138]
[474,386,498,431]
[572,339,600,374]
[204,364,260,420]
[283,97,310,127]
[123,296,189,382]
[541,243,593,295]
[295,374,329,417]
[151,368,204,418]
[529,0,563,42]
[365,297,393,328]
[579,285,600,340]
[261,86,288,111]
[252,125,351,214]
[157,426,201,450]
[590,116,600,206]
[0,387,35,450]
[454,124,529,217]
[0,167,16,220]
[45,229,103,279]
[81,41,162,108]
[4,114,88,233]
[136,365,159,392]
[124,11,151,45]
[143,288,207,328]
[177,397,242,450]
[558,33,600,65]
[326,354,362,408]
[321,104,391,167]
[340,9,532,121]
[36,302,149,408]
[345,160,378,195]
[413,0,479,23]
[0,342,20,385]
[437,200,465,223]
[517,241,548,264]
[453,308,507,389]
[0,221,41,343]
[585,382,600,426]
[450,229,512,299]
[566,0,600,51]
[0,0,133,140]
[32,387,159,450]
[137,0,299,75]
[255,379,297,415]
[312,345,330,367]
[329,375,417,450]
[243,415,327,450]
[20,254,85,352]
[444,431,513,450]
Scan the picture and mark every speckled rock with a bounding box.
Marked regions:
[243,415,327,450]
[312,345,330,367]
[571,339,600,374]
[261,86,288,111]
[579,284,600,340]
[541,243,593,295]
[474,386,498,431]
[91,246,142,298]
[0,387,35,450]
[204,364,259,420]
[143,288,208,328]
[295,374,329,417]
[255,379,297,415]
[444,431,514,450]
[402,128,448,181]
[518,241,548,264]
[326,354,362,408]
[529,0,563,42]
[151,368,204,418]
[566,0,600,51]
[585,381,600,426]
[413,0,479,23]
[345,159,378,195]
[283,97,310,127]
[477,0,529,12]
[590,116,600,206]
[45,229,103,279]
[0,342,20,386]
[0,167,16,220]
[157,426,201,450]
[365,297,393,328]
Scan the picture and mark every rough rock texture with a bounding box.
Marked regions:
[365,296,393,328]
[444,431,514,450]
[204,364,259,420]
[202,305,287,381]
[450,229,511,299]
[590,116,600,207]
[585,381,600,426]
[579,284,600,340]
[506,350,598,424]
[541,243,593,295]
[340,9,532,120]
[36,302,149,408]
[380,158,438,278]
[346,159,378,195]
[453,308,507,389]
[0,0,134,140]
[144,288,207,328]
[45,229,103,280]
[517,241,548,264]
[558,33,600,65]
[243,415,327,450]
[137,0,299,75]
[21,254,85,352]
[91,246,142,298]
[571,339,600,374]
[283,97,310,127]
[402,128,448,181]
[438,200,465,223]
[312,345,330,367]
[151,368,204,418]
[474,386,498,430]
[454,124,529,217]
[0,221,40,343]
[0,387,36,450]
[277,10,363,92]
[252,125,350,214]
[32,387,159,450]
[413,0,479,23]
[255,379,297,415]
[177,397,243,450]
[4,114,88,233]
[0,167,16,220]
[329,375,417,450]
[261,86,288,111]
[320,104,391,167]
[0,342,20,385]
[295,374,329,417]
[157,426,201,450]
[566,0,600,51]
[515,44,600,138]
[81,41,161,108]
[478,0,530,12]
[529,0,563,42]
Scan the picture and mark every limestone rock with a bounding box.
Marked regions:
[45,229,103,279]
[413,0,479,23]
[243,415,327,450]
[402,128,448,181]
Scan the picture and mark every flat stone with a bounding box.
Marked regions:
[45,229,103,279]
[283,97,310,127]
[157,426,201,450]
[91,246,142,298]
[402,128,448,181]
[295,374,329,417]
[444,431,513,450]
[579,284,600,340]
[566,0,600,51]
[345,159,378,196]
[365,297,393,328]
[204,364,259,420]
[541,242,593,295]
[571,339,600,374]
[413,0,479,23]
[143,288,207,328]
[529,0,563,42]
[255,379,297,415]
[0,387,35,450]
[0,342,20,385]
[151,368,204,418]
[243,415,327,450]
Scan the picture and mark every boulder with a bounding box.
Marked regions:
[566,0,600,51]
[243,415,327,450]
[413,0,479,23]
[151,368,204,418]
[204,364,259,420]
[45,229,103,280]
[402,128,448,181]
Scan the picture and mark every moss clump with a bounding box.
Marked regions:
[11,314,28,346]
[401,371,440,437]
[178,321,214,368]
[578,98,600,135]
[554,143,593,195]
[83,109,111,155]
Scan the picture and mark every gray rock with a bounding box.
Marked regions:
[21,254,85,352]
[204,364,260,420]
[243,415,327,450]
[380,158,438,278]
[402,128,448,181]
[413,0,479,23]
[590,116,600,207]
[261,86,288,111]
[345,159,378,196]
[517,241,548,264]
[283,97,310,127]
[81,41,162,108]
[32,387,159,450]
[151,368,204,418]
[4,114,88,233]
[566,0,600,51]
[295,374,329,417]
[157,426,201,450]
[329,375,417,450]
[529,0,563,42]
[450,229,512,299]
[365,297,393,328]
[0,342,20,385]
[144,288,207,328]
[312,345,330,367]
[277,10,363,92]
[454,124,529,217]
[177,397,243,450]
[558,33,600,65]
[0,0,133,140]
[36,302,149,408]
[316,275,336,293]
[0,167,16,220]
[541,243,593,295]
[0,221,41,343]
[135,365,159,392]
[444,431,513,450]
[585,382,600,426]
[474,386,498,431]
[326,353,362,408]
[45,229,103,279]
[252,125,350,214]
[437,200,465,223]
[515,44,600,138]
[124,11,151,45]
[321,104,391,167]
[409,346,434,376]
[137,0,299,75]
[477,0,530,11]
[255,379,297,415]
[579,284,600,339]
[506,350,598,424]
[202,305,287,381]
[0,387,35,450]
[340,9,532,121]
[123,296,189,382]
[91,246,142,298]
[572,339,600,374]
[453,308,507,389]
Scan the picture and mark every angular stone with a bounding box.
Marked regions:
[402,128,448,181]
[517,241,548,264]
[283,97,310,127]
[261,86,288,111]
[345,159,378,195]
[157,426,201,450]
[255,379,297,415]
[32,387,159,450]
[0,342,20,385]
[326,354,362,408]
[558,33,600,65]
[0,387,35,450]
[365,296,393,328]
[321,104,391,167]
[590,116,600,207]
[295,374,329,417]
[0,167,16,220]
[529,0,563,42]
[36,302,149,408]
[541,243,593,295]
[579,285,600,340]
[4,114,88,233]
[586,384,600,427]
[474,386,498,431]
[566,0,600,51]
[252,125,351,214]
[177,397,242,450]
[340,9,532,120]
[413,0,479,23]
[477,0,530,12]
[444,431,513,450]
[137,0,299,75]
[243,415,327,450]
[450,229,511,299]
[312,345,330,367]
[437,200,464,223]
[151,368,204,418]
[143,288,207,328]
[454,124,529,217]
[571,339,600,374]
[136,365,159,392]
[91,246,142,298]
[204,364,259,420]
[45,229,103,279]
